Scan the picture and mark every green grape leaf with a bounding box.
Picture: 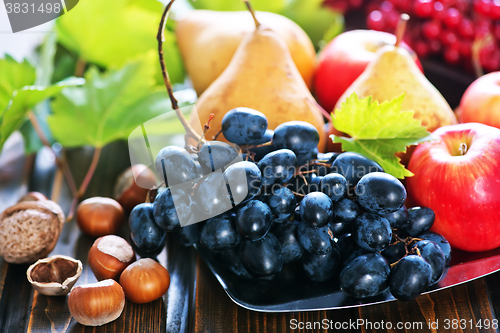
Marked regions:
[190,0,286,13]
[48,55,184,148]
[331,93,434,179]
[0,55,36,112]
[55,0,185,83]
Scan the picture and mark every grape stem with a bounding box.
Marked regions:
[395,14,409,48]
[197,113,215,149]
[242,0,261,29]
[157,0,202,143]
[77,147,102,198]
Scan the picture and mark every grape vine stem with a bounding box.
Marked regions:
[77,147,102,198]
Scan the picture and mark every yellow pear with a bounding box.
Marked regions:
[192,25,327,151]
[176,10,316,96]
[334,44,458,133]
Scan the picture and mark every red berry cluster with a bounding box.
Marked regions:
[324,0,500,73]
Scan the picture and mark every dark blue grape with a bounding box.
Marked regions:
[199,214,241,252]
[297,222,333,254]
[239,233,283,278]
[390,255,432,301]
[299,192,333,228]
[381,241,406,264]
[236,200,272,240]
[418,231,451,265]
[356,172,407,215]
[384,205,408,229]
[308,175,322,193]
[340,253,390,298]
[198,141,239,173]
[336,233,358,263]
[273,121,319,155]
[248,129,275,161]
[258,149,297,187]
[401,207,435,237]
[172,223,201,247]
[264,186,296,222]
[155,146,197,186]
[312,152,339,176]
[153,188,192,232]
[332,198,359,223]
[321,173,348,202]
[302,249,341,282]
[222,247,253,279]
[285,173,313,196]
[129,203,166,255]
[330,220,351,237]
[223,161,262,205]
[273,221,304,264]
[331,152,383,188]
[354,213,392,252]
[415,240,446,285]
[221,107,268,145]
[193,172,233,219]
[296,148,318,166]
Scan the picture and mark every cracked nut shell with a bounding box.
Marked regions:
[27,255,83,296]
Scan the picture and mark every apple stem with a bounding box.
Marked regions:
[395,14,410,48]
[459,143,468,156]
[243,0,261,29]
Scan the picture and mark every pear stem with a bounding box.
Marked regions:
[243,0,261,29]
[157,0,202,142]
[395,14,410,47]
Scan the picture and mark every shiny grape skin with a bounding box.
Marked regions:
[354,213,392,252]
[264,186,296,222]
[330,220,352,237]
[223,161,262,205]
[153,188,192,232]
[273,121,320,155]
[390,255,433,301]
[222,247,253,279]
[415,240,446,285]
[248,129,275,161]
[381,241,406,265]
[332,198,360,223]
[172,223,201,247]
[273,221,304,264]
[199,214,241,252]
[239,233,283,278]
[198,141,239,173]
[419,231,452,265]
[321,173,348,202]
[236,200,273,241]
[355,172,407,215]
[257,149,297,187]
[340,253,391,299]
[331,152,383,188]
[336,233,358,264]
[302,249,341,282]
[155,146,197,186]
[129,203,167,255]
[296,148,318,167]
[312,152,339,176]
[384,205,409,229]
[297,222,334,254]
[308,175,322,193]
[221,107,268,145]
[193,172,233,219]
[299,192,333,228]
[401,207,436,237]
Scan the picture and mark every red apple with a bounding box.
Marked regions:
[459,72,500,129]
[314,30,422,113]
[407,123,500,252]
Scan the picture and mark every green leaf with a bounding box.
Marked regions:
[331,93,433,179]
[55,0,185,83]
[48,55,183,148]
[190,0,286,13]
[0,55,36,112]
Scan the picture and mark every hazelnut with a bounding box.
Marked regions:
[0,200,65,264]
[17,191,48,203]
[114,164,157,212]
[68,279,125,326]
[26,255,82,296]
[88,235,135,281]
[76,197,125,237]
[119,258,170,304]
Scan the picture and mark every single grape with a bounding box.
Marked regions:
[199,214,241,252]
[273,221,304,264]
[264,186,296,222]
[308,175,322,193]
[248,129,275,161]
[401,206,435,237]
[444,7,461,28]
[273,121,320,156]
[222,247,253,279]
[367,10,386,31]
[223,161,262,205]
[129,203,166,255]
[330,220,351,237]
[331,152,383,188]
[418,231,452,265]
[390,255,432,301]
[193,172,233,219]
[423,20,442,40]
[356,172,407,215]
[414,240,446,285]
[155,146,197,186]
[384,205,408,229]
[381,241,406,265]
[354,213,392,252]
[257,149,297,187]
[296,148,318,167]
[321,173,348,202]
[340,253,391,298]
[221,107,268,145]
[414,0,435,18]
[236,200,272,240]
[172,223,201,247]
[297,222,334,254]
[332,198,359,223]
[302,249,341,282]
[153,188,192,232]
[198,141,239,173]
[239,233,283,278]
[299,192,333,228]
